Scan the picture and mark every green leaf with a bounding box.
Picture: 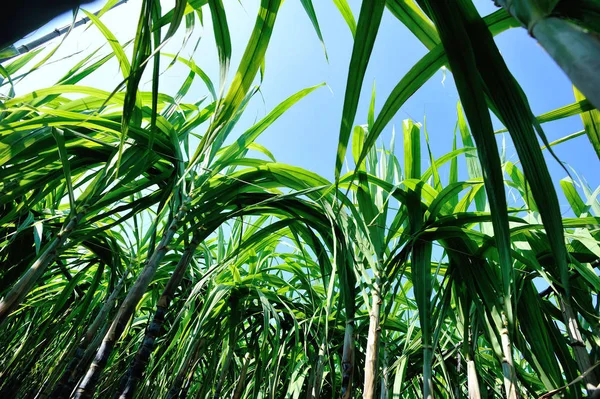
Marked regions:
[163,53,217,100]
[215,83,324,169]
[574,86,600,159]
[403,119,421,180]
[456,0,571,300]
[421,0,514,321]
[335,0,386,181]
[355,46,446,178]
[332,0,357,37]
[188,0,283,171]
[51,128,75,212]
[300,0,328,61]
[386,0,439,50]
[495,98,595,134]
[208,0,232,87]
[82,10,131,77]
[560,177,587,217]
[457,102,486,213]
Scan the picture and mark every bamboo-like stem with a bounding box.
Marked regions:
[454,351,461,399]
[466,324,481,399]
[74,200,190,398]
[494,0,600,109]
[232,353,251,399]
[467,359,481,399]
[6,265,101,398]
[117,235,200,399]
[0,212,84,325]
[166,337,205,399]
[500,318,518,399]
[380,345,388,399]
[363,281,382,399]
[213,295,240,399]
[306,340,325,399]
[423,346,434,399]
[560,299,599,394]
[51,266,130,399]
[312,342,326,399]
[341,320,355,399]
[412,239,433,399]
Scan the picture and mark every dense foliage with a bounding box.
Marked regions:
[1,0,599,398]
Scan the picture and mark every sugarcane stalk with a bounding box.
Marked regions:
[0,211,85,325]
[117,234,200,399]
[500,313,518,399]
[51,266,130,398]
[166,337,205,399]
[307,341,326,399]
[423,345,434,399]
[560,299,599,394]
[493,0,600,109]
[380,345,388,399]
[466,324,481,399]
[232,353,251,399]
[455,351,462,399]
[363,279,382,399]
[305,358,316,399]
[341,320,355,399]
[4,273,95,398]
[180,357,199,399]
[467,359,481,399]
[213,294,240,399]
[74,199,190,398]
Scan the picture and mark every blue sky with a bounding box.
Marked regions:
[12,0,599,211]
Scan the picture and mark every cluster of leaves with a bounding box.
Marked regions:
[0,0,599,398]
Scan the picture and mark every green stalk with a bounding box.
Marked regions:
[51,266,130,398]
[341,320,355,399]
[423,346,434,399]
[232,353,250,399]
[9,262,103,396]
[494,0,600,109]
[500,314,518,399]
[308,341,326,399]
[560,299,598,393]
[74,199,190,398]
[39,263,105,398]
[213,295,240,399]
[363,278,382,399]
[380,345,388,399]
[166,338,206,399]
[0,211,85,325]
[117,235,200,399]
[466,318,481,399]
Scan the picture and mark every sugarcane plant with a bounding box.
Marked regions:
[1,0,600,398]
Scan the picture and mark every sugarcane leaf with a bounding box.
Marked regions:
[335,0,386,182]
[51,128,76,212]
[386,0,439,49]
[208,0,231,87]
[420,0,514,323]
[300,0,328,61]
[573,86,600,159]
[333,0,357,37]
[456,0,571,299]
[187,0,283,171]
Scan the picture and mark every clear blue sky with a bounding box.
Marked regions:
[14,0,599,211]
